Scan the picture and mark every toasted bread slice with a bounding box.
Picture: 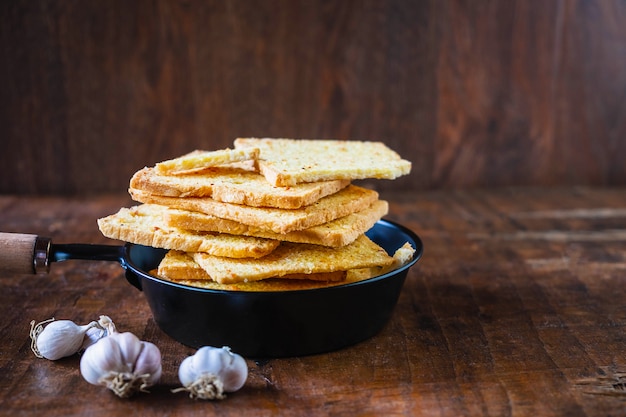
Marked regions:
[129,184,379,234]
[165,200,388,247]
[156,242,416,291]
[349,242,417,279]
[155,251,347,291]
[157,251,215,280]
[157,259,349,291]
[130,166,350,209]
[155,148,260,175]
[97,205,279,258]
[234,138,411,186]
[157,250,346,282]
[190,234,393,284]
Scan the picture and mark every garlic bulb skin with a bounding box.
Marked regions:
[80,331,162,398]
[176,346,248,400]
[30,319,98,360]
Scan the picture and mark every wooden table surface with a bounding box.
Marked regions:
[2,187,626,416]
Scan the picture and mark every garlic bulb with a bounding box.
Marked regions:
[173,346,248,400]
[30,318,99,360]
[80,331,162,398]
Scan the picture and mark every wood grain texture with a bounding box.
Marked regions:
[0,232,37,274]
[1,0,626,195]
[433,1,626,188]
[2,189,626,415]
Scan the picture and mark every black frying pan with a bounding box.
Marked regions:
[0,220,422,358]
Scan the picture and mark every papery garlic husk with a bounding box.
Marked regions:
[81,326,107,351]
[80,331,162,398]
[29,318,99,360]
[174,346,248,400]
[81,315,116,350]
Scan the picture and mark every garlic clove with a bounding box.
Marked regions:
[134,341,162,386]
[177,356,196,387]
[80,336,124,385]
[219,347,248,393]
[29,318,98,360]
[112,332,144,372]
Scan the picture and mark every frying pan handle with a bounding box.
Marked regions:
[0,232,51,274]
[51,243,124,264]
[0,232,125,274]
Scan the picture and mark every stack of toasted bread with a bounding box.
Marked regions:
[98,138,414,291]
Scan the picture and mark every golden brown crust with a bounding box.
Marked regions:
[97,205,279,258]
[191,234,393,284]
[234,138,411,186]
[99,139,415,292]
[129,184,379,234]
[164,200,388,247]
[154,241,416,291]
[155,148,260,175]
[157,251,346,283]
[130,166,350,209]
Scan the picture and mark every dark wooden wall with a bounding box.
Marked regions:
[1,0,625,195]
